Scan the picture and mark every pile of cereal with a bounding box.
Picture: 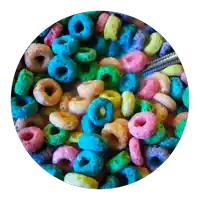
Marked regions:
[11,11,189,189]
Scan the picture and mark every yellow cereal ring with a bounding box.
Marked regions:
[40,105,60,118]
[104,15,122,41]
[121,91,136,117]
[153,102,168,123]
[137,167,150,178]
[64,173,98,189]
[161,64,184,76]
[100,90,122,109]
[67,132,83,144]
[59,92,72,112]
[144,32,163,56]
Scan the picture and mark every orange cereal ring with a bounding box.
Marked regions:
[59,92,73,112]
[99,57,123,72]
[152,102,168,123]
[173,112,188,127]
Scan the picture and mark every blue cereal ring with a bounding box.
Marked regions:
[68,13,93,40]
[73,150,104,177]
[120,24,137,36]
[144,25,156,34]
[107,41,122,57]
[39,27,51,37]
[11,96,38,118]
[119,165,141,185]
[170,77,184,100]
[118,31,133,52]
[100,175,120,189]
[145,146,169,171]
[48,55,78,83]
[118,72,138,93]
[88,98,114,127]
[81,114,101,134]
[93,36,107,57]
[78,133,108,152]
[159,41,172,57]
[42,164,63,180]
[159,137,179,150]
[52,35,79,56]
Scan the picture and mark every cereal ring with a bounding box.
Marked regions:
[134,99,153,113]
[121,91,136,117]
[68,13,93,40]
[39,27,51,38]
[107,41,121,58]
[102,121,129,150]
[100,175,120,189]
[100,90,121,109]
[114,118,129,130]
[68,96,92,116]
[145,146,169,171]
[42,164,63,180]
[52,35,79,56]
[104,14,122,41]
[159,41,172,57]
[153,92,176,112]
[150,72,171,94]
[170,77,184,100]
[14,69,34,96]
[119,165,141,185]
[96,12,110,34]
[144,25,156,33]
[67,132,83,144]
[40,105,60,118]
[128,112,157,139]
[96,65,120,89]
[180,72,188,85]
[173,112,188,127]
[130,17,145,28]
[145,123,167,145]
[81,113,101,134]
[11,96,38,118]
[137,167,150,178]
[79,62,99,82]
[15,114,47,131]
[152,102,168,123]
[77,80,104,98]
[44,124,69,146]
[88,98,114,127]
[144,32,163,56]
[24,43,54,73]
[118,72,138,93]
[175,118,187,139]
[106,150,131,173]
[118,31,133,52]
[92,35,107,57]
[78,133,108,152]
[109,12,131,22]
[159,137,179,149]
[64,173,98,189]
[73,150,104,177]
[121,50,149,73]
[52,145,78,171]
[75,47,97,63]
[137,78,160,100]
[44,23,63,46]
[33,78,63,106]
[49,111,79,131]
[59,92,72,112]
[129,137,144,166]
[182,87,189,109]
[48,55,78,83]
[161,64,184,76]
[18,126,44,153]
[99,57,123,72]
[113,109,123,119]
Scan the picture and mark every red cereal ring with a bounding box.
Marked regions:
[95,12,110,34]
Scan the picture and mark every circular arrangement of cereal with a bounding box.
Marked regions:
[11,11,189,189]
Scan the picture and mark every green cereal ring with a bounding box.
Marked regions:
[104,14,122,41]
[96,65,120,89]
[182,87,189,109]
[60,17,70,25]
[175,118,187,139]
[14,69,34,95]
[44,124,69,146]
[75,47,97,63]
[42,164,63,180]
[145,123,167,145]
[134,99,153,113]
[79,62,99,82]
[106,150,131,173]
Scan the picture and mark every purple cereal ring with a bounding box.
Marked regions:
[121,50,149,73]
[128,112,157,139]
[52,145,79,172]
[18,126,44,153]
[129,137,144,166]
[96,12,110,34]
[180,72,187,85]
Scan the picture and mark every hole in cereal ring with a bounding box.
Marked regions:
[150,157,161,167]
[22,132,33,141]
[102,74,111,82]
[79,157,89,166]
[56,67,68,77]
[107,134,119,147]
[57,159,71,169]
[97,107,106,118]
[45,87,54,96]
[75,21,84,33]
[80,64,90,72]
[51,126,60,135]
[119,174,129,186]
[89,36,98,46]
[134,118,146,127]
[58,40,67,45]
[36,56,45,63]
[16,98,27,106]
[126,56,134,63]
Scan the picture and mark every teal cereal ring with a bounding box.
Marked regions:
[79,62,99,82]
[106,150,131,173]
[42,164,63,180]
[104,14,122,41]
[175,118,187,139]
[14,69,34,95]
[134,99,153,113]
[75,47,97,63]
[182,87,189,109]
[100,175,120,189]
[96,65,120,89]
[44,124,69,146]
[145,123,167,144]
[159,137,179,149]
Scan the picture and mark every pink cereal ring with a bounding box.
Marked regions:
[121,50,149,73]
[129,137,144,166]
[180,72,188,85]
[52,145,79,172]
[128,112,157,139]
[96,12,110,34]
[153,92,176,112]
[18,126,44,153]
[137,78,160,100]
